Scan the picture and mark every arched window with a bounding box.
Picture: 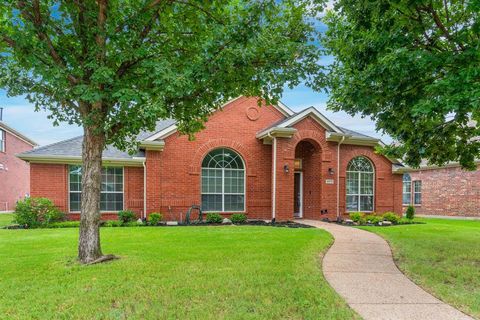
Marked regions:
[346,157,374,212]
[201,148,245,212]
[402,173,412,205]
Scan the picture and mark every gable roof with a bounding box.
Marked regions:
[0,121,38,147]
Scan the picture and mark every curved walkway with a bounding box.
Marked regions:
[302,220,473,320]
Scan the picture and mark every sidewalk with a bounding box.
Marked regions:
[302,220,473,320]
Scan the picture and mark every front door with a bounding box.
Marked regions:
[294,172,303,218]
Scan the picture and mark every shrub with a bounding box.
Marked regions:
[103,220,123,227]
[14,197,64,228]
[405,205,415,220]
[118,210,136,223]
[206,213,223,224]
[148,213,162,226]
[230,213,247,224]
[349,212,364,223]
[365,214,382,225]
[48,221,80,228]
[382,212,400,224]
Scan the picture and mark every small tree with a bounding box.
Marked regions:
[405,205,415,221]
[1,1,323,263]
[323,0,479,170]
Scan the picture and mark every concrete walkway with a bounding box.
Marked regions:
[302,220,474,320]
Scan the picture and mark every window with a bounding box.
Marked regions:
[346,156,374,212]
[0,129,5,152]
[201,148,245,212]
[402,173,412,205]
[69,165,124,212]
[413,180,422,205]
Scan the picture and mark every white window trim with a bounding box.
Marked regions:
[68,165,125,213]
[346,158,375,212]
[201,149,246,213]
[413,180,422,206]
[402,174,412,206]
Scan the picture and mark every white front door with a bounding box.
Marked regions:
[294,172,303,218]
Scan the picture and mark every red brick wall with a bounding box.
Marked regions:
[30,163,145,220]
[0,129,34,211]
[406,165,480,216]
[339,145,403,218]
[148,96,284,221]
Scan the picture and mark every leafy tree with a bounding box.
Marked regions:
[323,0,479,169]
[0,0,324,263]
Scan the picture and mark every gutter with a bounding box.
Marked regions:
[268,132,277,221]
[16,154,146,167]
[336,136,346,221]
[143,160,147,220]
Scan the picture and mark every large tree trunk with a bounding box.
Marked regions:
[78,125,106,264]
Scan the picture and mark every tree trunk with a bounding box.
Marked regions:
[78,125,106,264]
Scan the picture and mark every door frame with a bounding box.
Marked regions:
[294,171,303,218]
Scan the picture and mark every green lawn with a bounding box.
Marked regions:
[361,218,480,318]
[0,213,14,227]
[0,226,357,319]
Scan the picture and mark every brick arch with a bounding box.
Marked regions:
[189,139,255,176]
[286,129,330,160]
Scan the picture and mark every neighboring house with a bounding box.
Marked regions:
[17,96,403,221]
[0,121,37,212]
[401,162,480,217]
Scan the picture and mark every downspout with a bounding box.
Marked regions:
[143,160,147,220]
[336,136,346,221]
[268,132,277,221]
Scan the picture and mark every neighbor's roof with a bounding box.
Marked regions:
[0,121,38,146]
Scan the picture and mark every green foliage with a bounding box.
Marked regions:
[117,210,136,223]
[206,213,223,224]
[103,220,123,227]
[48,221,80,228]
[148,213,162,226]
[382,212,400,224]
[0,1,323,151]
[405,205,415,220]
[323,1,480,169]
[365,214,382,225]
[14,197,65,228]
[230,213,247,224]
[349,212,364,223]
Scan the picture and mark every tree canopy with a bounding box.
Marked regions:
[1,0,324,150]
[323,0,479,169]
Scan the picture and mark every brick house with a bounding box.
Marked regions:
[401,162,480,217]
[18,97,403,221]
[0,121,37,212]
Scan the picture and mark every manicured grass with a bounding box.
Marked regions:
[0,213,14,227]
[360,218,480,318]
[0,226,357,319]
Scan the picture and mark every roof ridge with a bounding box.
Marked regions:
[21,135,83,154]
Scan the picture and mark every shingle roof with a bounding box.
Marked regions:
[338,127,376,139]
[20,136,144,159]
[136,118,176,140]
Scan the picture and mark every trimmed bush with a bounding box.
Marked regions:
[14,197,65,228]
[118,210,136,223]
[148,213,162,226]
[365,214,382,225]
[230,213,247,224]
[206,213,223,224]
[104,220,123,227]
[382,212,400,224]
[48,221,80,228]
[405,205,415,220]
[349,212,364,223]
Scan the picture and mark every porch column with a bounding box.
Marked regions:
[274,138,295,221]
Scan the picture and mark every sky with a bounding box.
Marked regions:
[0,3,391,147]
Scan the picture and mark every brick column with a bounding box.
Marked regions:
[146,150,162,215]
[274,138,294,221]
